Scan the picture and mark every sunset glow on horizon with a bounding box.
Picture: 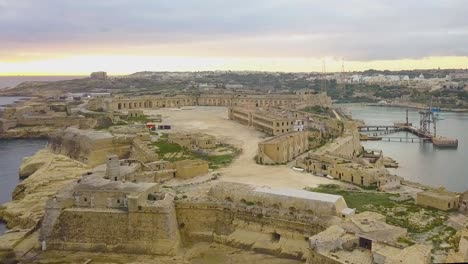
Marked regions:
[1,55,468,76]
[0,0,467,75]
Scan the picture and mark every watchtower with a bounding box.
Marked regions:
[106,155,121,181]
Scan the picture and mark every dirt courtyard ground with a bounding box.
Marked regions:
[145,106,335,190]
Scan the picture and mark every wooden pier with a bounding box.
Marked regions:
[358,124,458,147]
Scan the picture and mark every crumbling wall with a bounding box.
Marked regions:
[130,139,159,163]
[175,201,327,261]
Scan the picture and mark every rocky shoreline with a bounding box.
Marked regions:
[0,126,55,140]
[0,149,90,262]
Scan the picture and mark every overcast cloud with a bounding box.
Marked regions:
[0,0,467,61]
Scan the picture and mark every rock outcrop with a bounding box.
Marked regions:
[18,150,56,179]
[0,126,55,139]
[0,149,90,229]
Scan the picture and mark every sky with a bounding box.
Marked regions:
[0,0,467,75]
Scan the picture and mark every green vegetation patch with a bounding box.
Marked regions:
[302,105,331,115]
[306,184,449,233]
[152,139,241,168]
[152,140,183,156]
[205,148,242,169]
[307,184,397,212]
[127,115,149,123]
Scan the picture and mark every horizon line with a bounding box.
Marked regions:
[1,67,468,77]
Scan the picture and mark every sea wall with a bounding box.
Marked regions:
[48,128,133,166]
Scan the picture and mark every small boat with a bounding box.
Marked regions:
[292,167,305,173]
[365,136,382,141]
[360,134,382,141]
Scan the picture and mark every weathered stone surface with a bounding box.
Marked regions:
[48,127,132,166]
[0,126,55,139]
[0,228,32,251]
[0,149,90,229]
[18,150,55,179]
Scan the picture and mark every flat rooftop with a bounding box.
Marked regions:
[254,186,343,203]
[74,175,157,193]
[65,127,113,140]
[418,190,459,200]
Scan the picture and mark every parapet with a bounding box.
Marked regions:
[209,181,349,217]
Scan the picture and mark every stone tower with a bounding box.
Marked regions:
[106,155,121,181]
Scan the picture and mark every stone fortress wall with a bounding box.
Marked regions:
[89,90,332,112]
[40,157,347,259]
[0,102,82,133]
[48,127,134,166]
[257,131,309,164]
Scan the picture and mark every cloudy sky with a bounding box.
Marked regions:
[1,0,467,74]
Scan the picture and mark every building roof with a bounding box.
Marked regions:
[341,212,407,244]
[417,190,459,201]
[254,186,343,203]
[260,131,305,144]
[74,175,156,194]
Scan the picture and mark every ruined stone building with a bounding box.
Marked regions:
[40,156,355,260]
[257,131,309,164]
[168,132,217,150]
[308,211,432,264]
[298,152,394,188]
[296,124,400,190]
[0,102,79,132]
[416,190,460,211]
[48,127,133,166]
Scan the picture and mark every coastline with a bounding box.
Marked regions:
[366,102,468,113]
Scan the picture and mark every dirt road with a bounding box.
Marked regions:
[145,107,335,190]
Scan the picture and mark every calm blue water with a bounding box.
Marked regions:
[0,136,47,234]
[343,104,468,192]
[1,96,48,234]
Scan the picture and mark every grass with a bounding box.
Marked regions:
[127,115,148,123]
[397,236,416,246]
[301,105,331,115]
[152,140,183,156]
[153,139,240,168]
[307,184,397,212]
[205,149,241,169]
[306,184,450,234]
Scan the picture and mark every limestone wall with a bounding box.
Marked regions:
[16,116,80,127]
[209,182,348,217]
[174,160,209,179]
[175,201,328,261]
[257,131,309,164]
[96,92,332,112]
[416,191,460,211]
[46,207,180,255]
[48,128,132,166]
[129,139,159,163]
